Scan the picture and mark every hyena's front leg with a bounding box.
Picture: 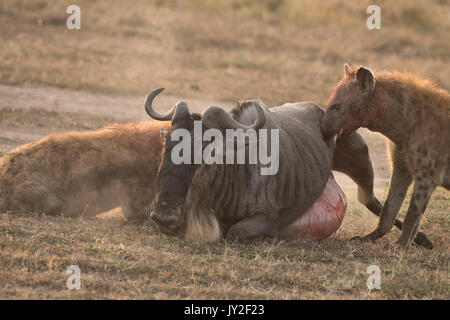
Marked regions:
[121,195,152,224]
[335,134,432,247]
[397,178,436,248]
[121,179,154,224]
[358,148,413,242]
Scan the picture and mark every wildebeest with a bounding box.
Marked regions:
[0,121,169,223]
[321,64,449,248]
[145,88,432,246]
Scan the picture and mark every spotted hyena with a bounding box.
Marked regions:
[0,121,170,223]
[322,64,450,249]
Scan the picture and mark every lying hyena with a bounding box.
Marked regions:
[322,64,450,248]
[0,121,169,223]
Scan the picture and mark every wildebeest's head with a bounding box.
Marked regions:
[321,64,376,140]
[144,88,200,236]
[145,88,266,236]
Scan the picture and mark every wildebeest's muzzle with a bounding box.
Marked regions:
[150,200,185,236]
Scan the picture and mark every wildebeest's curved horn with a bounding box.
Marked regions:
[202,102,266,130]
[145,88,176,121]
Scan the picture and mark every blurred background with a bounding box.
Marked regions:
[1,0,449,106]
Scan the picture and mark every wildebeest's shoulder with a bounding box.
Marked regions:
[268,102,325,138]
[271,101,325,121]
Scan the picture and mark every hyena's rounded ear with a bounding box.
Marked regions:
[356,67,375,93]
[344,63,351,76]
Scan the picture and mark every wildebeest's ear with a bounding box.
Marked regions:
[344,63,351,76]
[172,101,190,123]
[356,67,375,93]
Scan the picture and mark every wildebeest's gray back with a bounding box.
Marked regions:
[265,102,333,227]
[185,101,334,236]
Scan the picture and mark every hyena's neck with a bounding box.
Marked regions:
[364,83,412,147]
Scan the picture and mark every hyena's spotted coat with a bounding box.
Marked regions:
[0,121,169,222]
[321,65,449,248]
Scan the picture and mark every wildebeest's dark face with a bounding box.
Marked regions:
[151,112,201,236]
[144,88,201,236]
[321,65,375,140]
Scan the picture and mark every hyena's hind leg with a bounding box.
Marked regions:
[13,180,65,216]
[397,178,437,248]
[397,153,447,248]
[332,133,433,248]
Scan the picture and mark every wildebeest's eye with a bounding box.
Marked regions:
[330,103,341,111]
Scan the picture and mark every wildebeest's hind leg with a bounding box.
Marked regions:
[226,213,277,241]
[332,132,382,213]
[332,132,433,248]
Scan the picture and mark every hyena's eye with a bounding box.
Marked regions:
[330,103,341,111]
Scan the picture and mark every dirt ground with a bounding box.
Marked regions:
[0,0,448,299]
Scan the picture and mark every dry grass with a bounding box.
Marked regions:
[0,107,118,130]
[0,0,448,105]
[0,194,448,299]
[0,0,448,299]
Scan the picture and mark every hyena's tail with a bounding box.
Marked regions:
[0,154,11,212]
[0,192,6,213]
